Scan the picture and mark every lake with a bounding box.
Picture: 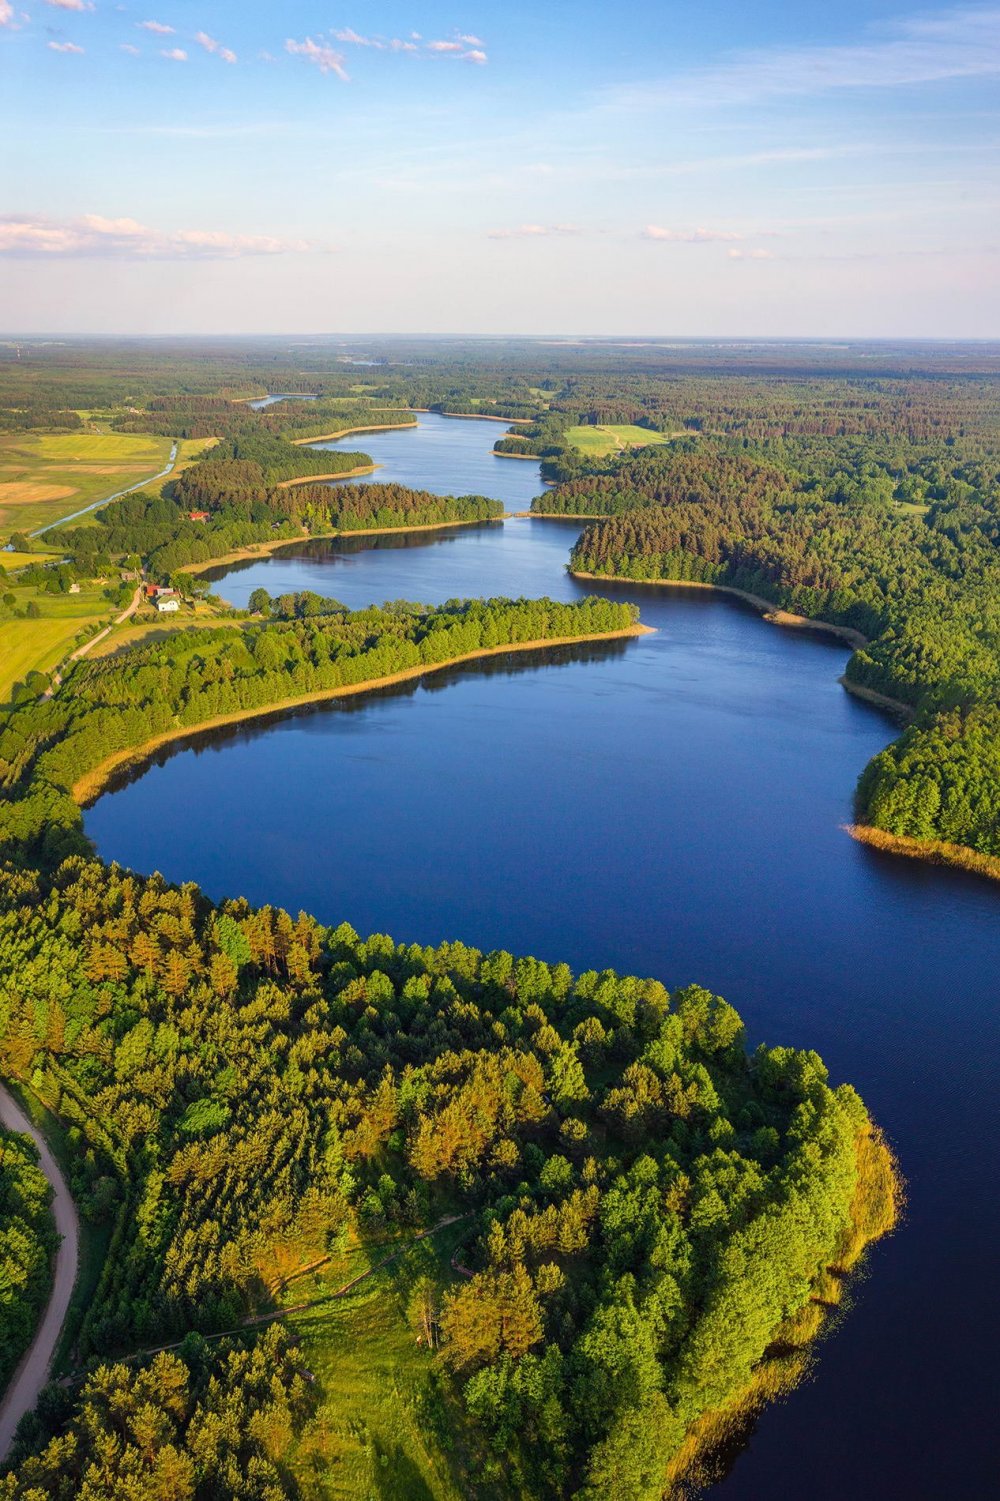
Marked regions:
[86,415,1000,1499]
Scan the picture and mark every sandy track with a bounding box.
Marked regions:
[0,1084,80,1462]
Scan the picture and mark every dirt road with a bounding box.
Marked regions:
[0,1084,79,1461]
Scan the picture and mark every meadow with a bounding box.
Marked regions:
[564,424,675,457]
[0,430,173,534]
[0,586,113,704]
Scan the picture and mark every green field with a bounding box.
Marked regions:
[565,424,677,457]
[281,1226,496,1501]
[0,603,108,703]
[0,430,173,535]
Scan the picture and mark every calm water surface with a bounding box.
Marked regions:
[88,418,1000,1499]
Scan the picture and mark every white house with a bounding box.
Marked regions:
[156,597,180,613]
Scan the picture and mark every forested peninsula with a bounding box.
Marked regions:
[533,445,1000,875]
[0,852,895,1498]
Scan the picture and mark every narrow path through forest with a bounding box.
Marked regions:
[0,1084,79,1462]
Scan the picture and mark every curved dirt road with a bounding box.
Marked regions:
[0,1084,79,1461]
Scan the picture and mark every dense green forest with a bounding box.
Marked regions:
[0,854,894,1498]
[553,444,1000,861]
[49,480,503,585]
[1,1325,312,1499]
[0,1126,55,1392]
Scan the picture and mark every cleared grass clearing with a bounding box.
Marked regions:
[565,423,675,457]
[90,605,238,657]
[0,430,172,533]
[283,1228,497,1501]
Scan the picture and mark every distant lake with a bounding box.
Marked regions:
[87,416,1000,1501]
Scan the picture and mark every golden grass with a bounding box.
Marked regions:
[0,551,61,572]
[0,614,106,702]
[848,823,1000,884]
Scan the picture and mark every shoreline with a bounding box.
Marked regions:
[847,823,1000,885]
[439,411,531,424]
[664,1125,899,1497]
[72,624,654,806]
[570,571,869,648]
[275,464,378,489]
[291,420,417,446]
[494,449,542,461]
[181,515,507,577]
[839,676,913,719]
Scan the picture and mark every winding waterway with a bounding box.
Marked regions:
[86,413,1000,1499]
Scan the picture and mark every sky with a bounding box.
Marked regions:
[1,1,998,336]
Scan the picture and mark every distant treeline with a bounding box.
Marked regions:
[49,477,502,583]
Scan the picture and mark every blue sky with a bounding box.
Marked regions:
[1,2,997,335]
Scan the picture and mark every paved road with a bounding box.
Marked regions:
[30,440,179,538]
[0,1084,80,1462]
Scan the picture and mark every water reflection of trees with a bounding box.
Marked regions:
[97,636,631,795]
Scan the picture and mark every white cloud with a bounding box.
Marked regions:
[644,225,744,242]
[138,19,173,35]
[488,223,582,239]
[161,47,186,62]
[196,31,237,64]
[285,35,349,80]
[333,29,418,52]
[0,1,14,27]
[120,42,140,55]
[43,0,93,11]
[0,213,315,259]
[428,36,488,62]
[612,6,1000,109]
[47,40,84,53]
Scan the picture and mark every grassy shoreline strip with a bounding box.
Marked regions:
[665,1125,899,1496]
[72,624,654,806]
[846,823,1000,883]
[290,420,418,446]
[275,464,377,489]
[570,570,868,648]
[182,515,508,577]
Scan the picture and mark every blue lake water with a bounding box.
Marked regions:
[86,416,1000,1499]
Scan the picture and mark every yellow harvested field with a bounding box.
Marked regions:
[0,481,77,506]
